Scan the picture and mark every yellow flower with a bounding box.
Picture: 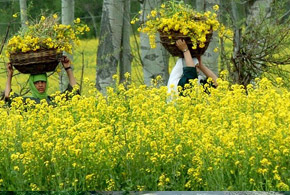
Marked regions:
[257,168,268,175]
[13,13,18,18]
[277,182,290,191]
[151,10,157,17]
[112,74,118,80]
[260,158,271,167]
[276,77,283,85]
[137,1,222,49]
[213,5,219,11]
[6,14,89,55]
[85,174,94,181]
[74,17,81,24]
[249,178,255,184]
[125,72,131,79]
[14,166,20,171]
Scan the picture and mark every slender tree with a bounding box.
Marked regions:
[244,0,274,80]
[60,0,74,91]
[246,0,273,25]
[139,0,169,86]
[119,0,131,83]
[19,0,28,28]
[96,0,131,94]
[230,0,246,84]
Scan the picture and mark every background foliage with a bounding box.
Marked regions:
[0,0,141,38]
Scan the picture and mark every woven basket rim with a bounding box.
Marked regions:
[9,48,60,56]
[9,49,62,69]
[158,30,213,58]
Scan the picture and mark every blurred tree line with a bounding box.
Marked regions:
[0,0,141,39]
[1,0,290,92]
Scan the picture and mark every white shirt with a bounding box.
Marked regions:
[167,57,201,94]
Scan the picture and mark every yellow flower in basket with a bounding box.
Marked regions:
[6,14,90,74]
[133,0,223,57]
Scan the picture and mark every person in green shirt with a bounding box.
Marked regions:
[3,56,78,104]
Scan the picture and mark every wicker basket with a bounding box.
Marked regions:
[10,49,63,74]
[159,31,213,58]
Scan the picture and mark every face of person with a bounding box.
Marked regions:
[34,81,47,93]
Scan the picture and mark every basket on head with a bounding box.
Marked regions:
[159,31,213,58]
[9,49,63,74]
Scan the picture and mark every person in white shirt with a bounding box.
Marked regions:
[167,39,218,95]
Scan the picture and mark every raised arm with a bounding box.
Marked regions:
[175,39,199,90]
[4,62,13,99]
[176,39,195,67]
[60,56,77,87]
[196,56,218,87]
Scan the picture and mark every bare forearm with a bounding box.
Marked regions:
[176,39,196,67]
[198,64,218,86]
[5,75,12,98]
[183,50,195,67]
[66,69,77,87]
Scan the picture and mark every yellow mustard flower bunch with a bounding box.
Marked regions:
[6,14,90,57]
[133,0,222,49]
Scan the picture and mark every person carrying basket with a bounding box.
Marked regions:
[3,56,78,105]
[167,39,218,95]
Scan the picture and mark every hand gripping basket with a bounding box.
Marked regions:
[9,49,63,74]
[159,31,213,58]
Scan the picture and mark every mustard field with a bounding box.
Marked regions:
[1,76,290,191]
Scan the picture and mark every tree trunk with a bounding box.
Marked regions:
[196,0,205,11]
[140,0,169,86]
[245,0,273,82]
[196,0,220,76]
[230,0,245,84]
[219,0,231,72]
[61,0,74,92]
[19,0,28,28]
[119,0,131,83]
[96,0,131,94]
[246,0,273,25]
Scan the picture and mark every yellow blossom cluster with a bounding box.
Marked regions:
[133,0,227,49]
[6,14,90,57]
[0,77,290,191]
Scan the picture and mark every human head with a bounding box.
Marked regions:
[32,74,47,93]
[28,73,49,99]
